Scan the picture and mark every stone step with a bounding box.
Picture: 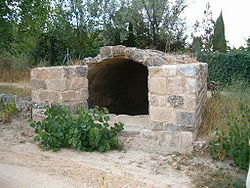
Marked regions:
[120,124,144,137]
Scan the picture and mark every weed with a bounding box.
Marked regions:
[30,105,124,152]
[208,104,250,170]
[0,85,31,97]
[0,97,16,122]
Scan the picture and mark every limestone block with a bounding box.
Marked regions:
[167,77,185,94]
[163,124,182,131]
[150,107,175,122]
[167,95,184,108]
[179,131,194,151]
[158,96,166,107]
[30,79,47,90]
[140,129,158,140]
[47,79,68,91]
[61,91,76,102]
[184,95,197,111]
[75,66,87,77]
[47,67,64,79]
[186,78,197,94]
[149,77,167,95]
[63,66,87,78]
[39,91,60,102]
[150,121,163,131]
[31,68,50,79]
[70,77,86,90]
[148,67,163,78]
[177,64,198,77]
[79,88,89,100]
[146,56,166,67]
[100,46,113,59]
[112,45,126,56]
[176,111,195,125]
[117,114,149,128]
[162,65,177,77]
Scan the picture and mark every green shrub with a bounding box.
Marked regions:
[196,52,250,84]
[30,105,124,152]
[208,104,250,170]
[0,97,16,122]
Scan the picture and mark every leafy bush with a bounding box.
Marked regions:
[196,52,250,84]
[208,104,250,170]
[0,97,16,122]
[30,105,124,152]
[0,51,30,82]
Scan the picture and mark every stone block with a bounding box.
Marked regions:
[179,131,194,149]
[61,91,76,102]
[167,95,184,108]
[100,46,113,59]
[47,79,68,91]
[150,121,163,131]
[70,77,86,90]
[76,66,87,77]
[80,88,89,100]
[31,68,50,79]
[186,78,197,94]
[176,111,195,125]
[112,45,126,56]
[167,77,185,94]
[30,79,47,90]
[148,67,163,78]
[150,107,175,122]
[39,91,60,102]
[146,56,166,66]
[177,64,198,77]
[162,65,177,77]
[48,67,64,79]
[184,95,197,111]
[149,77,167,95]
[116,114,149,128]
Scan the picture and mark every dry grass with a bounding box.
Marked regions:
[0,69,30,83]
[198,83,250,137]
[0,85,31,97]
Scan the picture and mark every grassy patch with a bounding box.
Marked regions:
[199,82,250,136]
[0,69,30,83]
[192,170,246,188]
[0,85,31,97]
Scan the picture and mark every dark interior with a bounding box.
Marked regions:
[88,58,148,115]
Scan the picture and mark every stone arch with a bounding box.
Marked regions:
[87,58,148,115]
[31,45,208,154]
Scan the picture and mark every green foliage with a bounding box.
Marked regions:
[0,97,16,122]
[30,105,124,152]
[196,52,250,84]
[213,12,227,52]
[192,3,214,52]
[208,104,250,170]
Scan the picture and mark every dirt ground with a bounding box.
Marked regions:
[0,118,194,188]
[0,117,247,188]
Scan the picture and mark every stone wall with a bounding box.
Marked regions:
[31,66,88,121]
[30,45,208,154]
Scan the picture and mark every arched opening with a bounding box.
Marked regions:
[88,58,148,115]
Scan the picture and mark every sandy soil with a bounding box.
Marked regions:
[0,118,192,188]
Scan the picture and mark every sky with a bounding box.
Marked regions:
[185,0,250,48]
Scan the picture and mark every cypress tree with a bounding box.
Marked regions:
[213,12,227,52]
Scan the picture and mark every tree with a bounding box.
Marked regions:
[213,12,227,52]
[131,0,187,52]
[192,2,214,52]
[0,0,15,51]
